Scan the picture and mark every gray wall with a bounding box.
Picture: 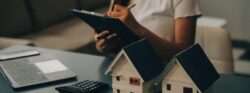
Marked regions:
[248,0,250,41]
[200,0,249,40]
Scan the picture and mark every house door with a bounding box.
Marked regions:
[182,83,196,93]
[183,87,193,93]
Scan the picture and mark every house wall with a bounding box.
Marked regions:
[111,54,143,93]
[162,62,200,93]
[111,54,127,75]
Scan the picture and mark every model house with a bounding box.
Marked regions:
[160,44,220,93]
[105,39,165,93]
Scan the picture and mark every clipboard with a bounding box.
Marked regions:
[70,9,140,48]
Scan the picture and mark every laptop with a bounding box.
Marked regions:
[0,53,77,89]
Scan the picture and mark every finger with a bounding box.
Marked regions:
[94,31,109,41]
[105,34,119,49]
[106,33,117,40]
[96,39,107,47]
[97,31,109,37]
[97,33,116,47]
[106,11,112,16]
[114,5,121,12]
[98,41,115,53]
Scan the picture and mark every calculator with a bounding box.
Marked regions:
[55,80,109,93]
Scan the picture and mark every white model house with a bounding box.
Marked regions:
[159,44,220,93]
[105,39,165,93]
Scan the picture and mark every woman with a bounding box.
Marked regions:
[95,0,202,61]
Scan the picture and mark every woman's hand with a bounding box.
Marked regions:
[94,4,140,57]
[94,31,119,57]
[107,5,139,28]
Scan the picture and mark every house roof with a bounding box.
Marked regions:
[122,39,165,81]
[175,44,220,91]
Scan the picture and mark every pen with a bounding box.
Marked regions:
[127,4,136,10]
[111,3,136,11]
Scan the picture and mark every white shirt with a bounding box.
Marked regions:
[130,0,202,42]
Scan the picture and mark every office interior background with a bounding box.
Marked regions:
[201,0,250,41]
[0,0,249,76]
[200,0,250,76]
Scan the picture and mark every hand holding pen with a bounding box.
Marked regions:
[97,4,136,40]
[107,4,136,23]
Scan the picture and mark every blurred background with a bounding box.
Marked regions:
[201,0,250,42]
[200,0,250,76]
[0,0,249,75]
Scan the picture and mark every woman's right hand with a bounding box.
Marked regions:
[94,31,119,57]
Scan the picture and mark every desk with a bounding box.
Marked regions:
[0,46,112,93]
[0,46,250,93]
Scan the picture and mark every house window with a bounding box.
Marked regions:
[183,87,193,93]
[117,89,120,93]
[129,77,140,86]
[116,76,120,81]
[166,84,171,91]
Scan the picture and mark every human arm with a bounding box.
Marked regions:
[109,5,199,61]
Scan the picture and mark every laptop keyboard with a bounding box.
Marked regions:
[1,58,48,86]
